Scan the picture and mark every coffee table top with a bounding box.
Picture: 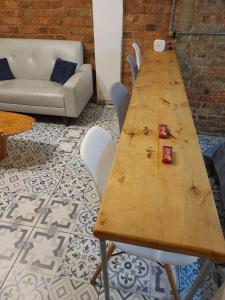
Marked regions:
[0,111,35,137]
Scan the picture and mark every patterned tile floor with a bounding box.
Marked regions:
[0,103,225,300]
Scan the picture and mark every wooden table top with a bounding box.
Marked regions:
[94,50,225,262]
[0,111,35,137]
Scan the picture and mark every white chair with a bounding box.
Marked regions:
[80,126,198,300]
[132,42,142,70]
[110,82,130,132]
[127,54,138,87]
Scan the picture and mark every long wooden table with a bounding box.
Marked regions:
[94,50,225,298]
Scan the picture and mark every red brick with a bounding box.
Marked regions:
[0,0,223,126]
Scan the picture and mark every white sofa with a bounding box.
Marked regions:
[0,38,93,118]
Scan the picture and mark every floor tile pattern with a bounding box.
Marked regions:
[58,234,101,281]
[0,104,224,299]
[16,228,69,276]
[0,193,48,226]
[47,277,100,300]
[0,268,53,300]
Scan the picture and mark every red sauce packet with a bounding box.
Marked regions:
[162,146,173,164]
[159,124,167,139]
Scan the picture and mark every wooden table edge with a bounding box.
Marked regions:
[93,229,225,262]
[0,113,35,137]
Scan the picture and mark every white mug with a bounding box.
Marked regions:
[153,39,166,52]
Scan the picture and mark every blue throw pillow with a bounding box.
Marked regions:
[0,58,15,80]
[50,58,77,85]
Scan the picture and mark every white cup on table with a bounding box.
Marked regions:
[153,39,166,52]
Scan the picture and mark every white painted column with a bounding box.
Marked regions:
[93,0,123,101]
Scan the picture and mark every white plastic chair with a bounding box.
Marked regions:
[110,82,130,132]
[80,126,198,299]
[132,42,142,70]
[127,54,138,87]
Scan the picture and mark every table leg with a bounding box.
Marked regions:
[0,137,7,159]
[184,260,214,300]
[99,239,110,300]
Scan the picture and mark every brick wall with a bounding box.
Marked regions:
[175,0,225,135]
[0,0,224,134]
[123,0,225,135]
[123,0,172,89]
[0,0,94,65]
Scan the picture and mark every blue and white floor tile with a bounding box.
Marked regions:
[73,202,99,237]
[0,191,15,217]
[106,252,152,296]
[64,156,90,178]
[52,173,91,202]
[55,126,87,154]
[24,170,62,196]
[15,228,70,276]
[0,166,33,193]
[57,234,101,282]
[0,268,53,300]
[98,287,152,300]
[47,277,100,300]
[151,263,175,299]
[98,252,175,299]
[37,198,81,233]
[0,193,48,227]
[0,222,32,286]
[84,180,100,203]
[0,104,224,299]
[176,259,219,300]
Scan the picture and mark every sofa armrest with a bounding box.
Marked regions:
[63,64,93,117]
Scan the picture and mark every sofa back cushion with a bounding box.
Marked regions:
[0,38,83,80]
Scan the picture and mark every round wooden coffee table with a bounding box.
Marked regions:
[0,111,35,159]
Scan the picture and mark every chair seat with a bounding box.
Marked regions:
[115,242,198,266]
[203,142,224,175]
[203,143,223,159]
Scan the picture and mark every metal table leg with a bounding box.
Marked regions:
[184,260,214,300]
[100,239,110,300]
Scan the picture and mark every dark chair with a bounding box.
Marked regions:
[211,142,225,208]
[127,54,138,87]
[110,82,131,132]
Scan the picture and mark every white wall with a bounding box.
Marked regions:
[93,0,123,101]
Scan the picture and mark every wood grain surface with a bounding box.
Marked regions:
[94,50,225,262]
[0,111,35,159]
[0,111,34,137]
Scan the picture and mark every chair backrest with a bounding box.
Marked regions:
[132,42,142,70]
[110,82,131,132]
[80,126,116,199]
[211,142,225,207]
[127,54,138,87]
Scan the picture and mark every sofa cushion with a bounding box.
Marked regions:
[0,39,83,80]
[0,79,64,108]
[50,58,77,85]
[0,58,15,80]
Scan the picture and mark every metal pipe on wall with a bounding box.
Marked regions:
[176,31,225,36]
[169,0,176,36]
